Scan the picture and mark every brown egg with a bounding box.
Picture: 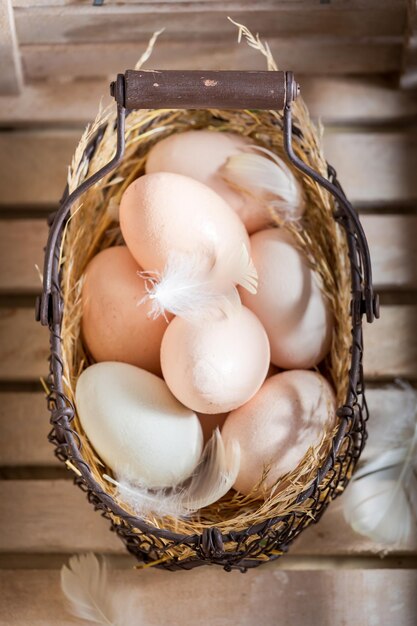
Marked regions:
[221,370,336,497]
[81,246,169,375]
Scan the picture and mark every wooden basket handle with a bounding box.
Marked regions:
[112,70,299,111]
[37,70,379,327]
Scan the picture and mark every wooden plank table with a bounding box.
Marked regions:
[0,10,416,623]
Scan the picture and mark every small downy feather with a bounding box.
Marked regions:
[139,243,257,321]
[61,553,139,626]
[221,145,305,222]
[104,428,240,518]
[225,242,258,294]
[61,553,117,625]
[343,382,417,545]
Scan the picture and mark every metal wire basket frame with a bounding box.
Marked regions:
[36,70,379,571]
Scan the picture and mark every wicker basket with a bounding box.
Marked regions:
[36,67,379,572]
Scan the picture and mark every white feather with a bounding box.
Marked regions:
[61,553,117,625]
[61,553,139,626]
[363,380,417,461]
[221,145,305,222]
[343,383,417,545]
[139,244,257,321]
[224,242,258,295]
[104,428,240,518]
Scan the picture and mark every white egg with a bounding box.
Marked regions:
[75,362,203,488]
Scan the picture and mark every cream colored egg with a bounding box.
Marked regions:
[81,246,168,376]
[145,130,272,234]
[119,172,250,273]
[221,370,336,496]
[75,362,203,488]
[161,307,270,414]
[241,229,333,369]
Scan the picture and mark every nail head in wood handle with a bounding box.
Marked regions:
[122,70,294,111]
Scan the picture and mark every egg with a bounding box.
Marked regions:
[81,246,168,376]
[241,229,333,369]
[75,362,203,488]
[161,306,270,414]
[145,130,272,234]
[221,370,336,496]
[119,171,250,273]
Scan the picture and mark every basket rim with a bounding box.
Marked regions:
[43,109,368,560]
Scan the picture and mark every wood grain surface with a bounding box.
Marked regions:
[0,0,23,94]
[1,129,417,207]
[1,76,417,127]
[1,568,416,626]
[0,6,416,622]
[0,480,415,557]
[14,3,407,45]
[0,385,411,466]
[10,1,408,80]
[0,305,414,381]
[401,0,417,89]
[1,215,416,293]
[21,38,404,80]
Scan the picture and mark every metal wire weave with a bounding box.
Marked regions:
[41,119,370,572]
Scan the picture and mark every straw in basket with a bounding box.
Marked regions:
[36,31,379,572]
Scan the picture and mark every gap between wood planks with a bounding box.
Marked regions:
[0,284,415,309]
[1,292,409,306]
[1,553,417,571]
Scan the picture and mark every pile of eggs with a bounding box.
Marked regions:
[77,129,336,502]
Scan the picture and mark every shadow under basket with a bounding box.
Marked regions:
[36,70,379,572]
